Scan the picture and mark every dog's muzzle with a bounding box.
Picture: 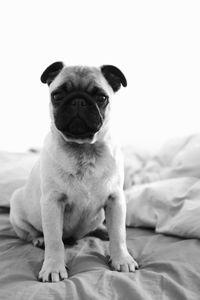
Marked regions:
[54,91,103,139]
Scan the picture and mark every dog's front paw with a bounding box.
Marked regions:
[109,251,139,273]
[38,259,68,282]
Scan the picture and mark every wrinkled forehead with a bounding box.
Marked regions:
[49,66,112,94]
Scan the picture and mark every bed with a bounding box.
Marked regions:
[1,135,200,299]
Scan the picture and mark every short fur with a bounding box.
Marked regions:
[10,63,138,282]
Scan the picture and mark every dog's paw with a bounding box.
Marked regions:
[109,251,139,273]
[32,237,45,249]
[38,259,68,282]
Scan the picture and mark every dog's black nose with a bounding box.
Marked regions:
[71,98,86,108]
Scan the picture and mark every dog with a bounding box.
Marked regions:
[9,62,138,282]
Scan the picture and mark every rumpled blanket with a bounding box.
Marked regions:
[0,151,38,208]
[124,134,200,239]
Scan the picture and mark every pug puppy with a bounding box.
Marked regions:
[9,62,138,282]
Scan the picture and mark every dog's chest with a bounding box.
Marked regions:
[57,152,115,236]
[64,155,113,204]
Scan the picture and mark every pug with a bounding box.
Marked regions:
[9,62,138,282]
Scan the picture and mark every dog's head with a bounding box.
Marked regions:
[41,62,127,143]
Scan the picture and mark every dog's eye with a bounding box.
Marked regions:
[95,94,109,105]
[52,91,65,102]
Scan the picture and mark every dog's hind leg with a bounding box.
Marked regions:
[10,210,42,243]
[13,219,44,248]
[11,221,31,241]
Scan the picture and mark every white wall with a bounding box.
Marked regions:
[0,0,200,152]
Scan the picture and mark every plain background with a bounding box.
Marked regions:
[0,0,200,152]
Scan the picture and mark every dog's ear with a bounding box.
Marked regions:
[40,61,65,85]
[100,65,127,92]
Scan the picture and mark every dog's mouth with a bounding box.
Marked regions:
[60,116,101,140]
